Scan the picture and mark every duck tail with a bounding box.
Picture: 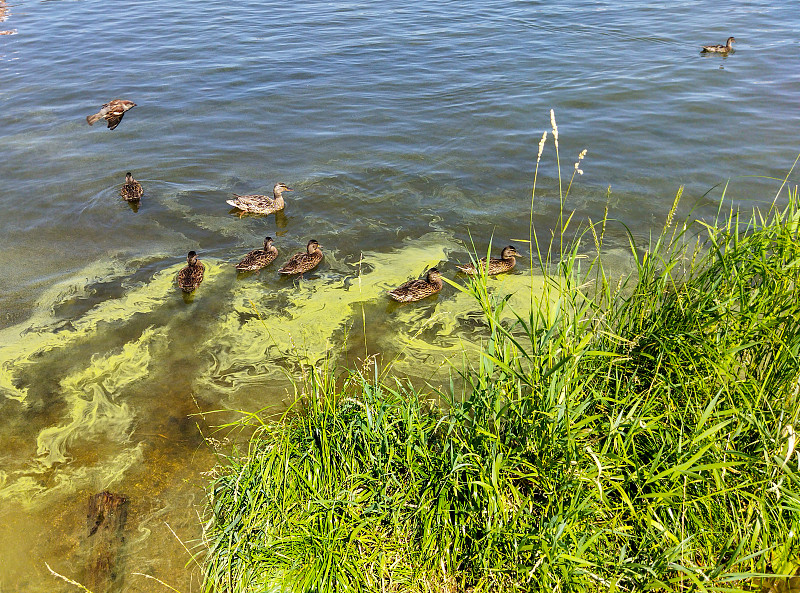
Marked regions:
[456,264,476,274]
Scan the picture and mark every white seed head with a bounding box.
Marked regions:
[549,109,559,145]
[573,149,587,175]
[536,131,547,163]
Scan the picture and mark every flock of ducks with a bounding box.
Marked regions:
[81,94,529,304]
[95,34,737,301]
[117,173,522,301]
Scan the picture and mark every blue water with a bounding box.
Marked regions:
[0,0,798,590]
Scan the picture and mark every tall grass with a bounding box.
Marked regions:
[201,128,800,591]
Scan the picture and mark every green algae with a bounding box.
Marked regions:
[0,443,146,505]
[161,186,258,239]
[0,328,161,503]
[0,259,221,403]
[195,233,557,400]
[196,232,461,396]
[383,271,554,380]
[0,259,222,505]
[0,238,556,506]
[35,327,162,467]
[0,258,122,402]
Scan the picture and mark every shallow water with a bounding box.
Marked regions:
[1,0,798,590]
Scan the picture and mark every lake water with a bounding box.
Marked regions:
[1,0,798,590]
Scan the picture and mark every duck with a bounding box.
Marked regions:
[235,236,278,271]
[177,251,205,292]
[701,36,735,53]
[226,182,292,216]
[456,245,519,276]
[120,172,143,202]
[388,268,443,302]
[278,239,323,276]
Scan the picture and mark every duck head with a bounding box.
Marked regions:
[263,236,275,250]
[273,183,293,197]
[501,245,519,259]
[306,239,321,254]
[187,250,198,265]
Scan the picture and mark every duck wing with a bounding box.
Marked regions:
[226,194,277,213]
[388,278,438,302]
[121,181,143,201]
[177,262,205,292]
[236,248,277,271]
[486,256,515,275]
[279,250,323,275]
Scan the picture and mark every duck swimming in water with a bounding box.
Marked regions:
[388,268,444,302]
[456,245,519,276]
[226,183,292,216]
[278,239,323,276]
[235,237,279,272]
[120,172,143,202]
[701,36,735,53]
[177,251,205,292]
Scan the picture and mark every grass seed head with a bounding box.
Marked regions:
[537,131,548,163]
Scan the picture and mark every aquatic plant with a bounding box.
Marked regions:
[201,130,800,590]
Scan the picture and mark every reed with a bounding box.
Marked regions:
[201,131,800,591]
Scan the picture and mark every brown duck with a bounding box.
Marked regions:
[456,245,519,276]
[235,237,279,271]
[701,37,735,53]
[86,99,136,130]
[388,268,443,302]
[278,239,323,276]
[177,251,205,292]
[226,183,292,216]
[120,172,143,202]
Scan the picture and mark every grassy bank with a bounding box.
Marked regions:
[201,149,800,590]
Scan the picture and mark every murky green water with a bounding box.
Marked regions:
[1,0,798,590]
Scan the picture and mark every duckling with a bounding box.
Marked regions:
[226,183,292,216]
[701,36,735,53]
[388,268,443,302]
[177,251,205,293]
[278,239,323,276]
[235,236,278,272]
[456,245,519,276]
[120,172,143,202]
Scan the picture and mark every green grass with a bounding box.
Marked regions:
[200,129,800,591]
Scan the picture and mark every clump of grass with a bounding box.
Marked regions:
[201,126,800,591]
